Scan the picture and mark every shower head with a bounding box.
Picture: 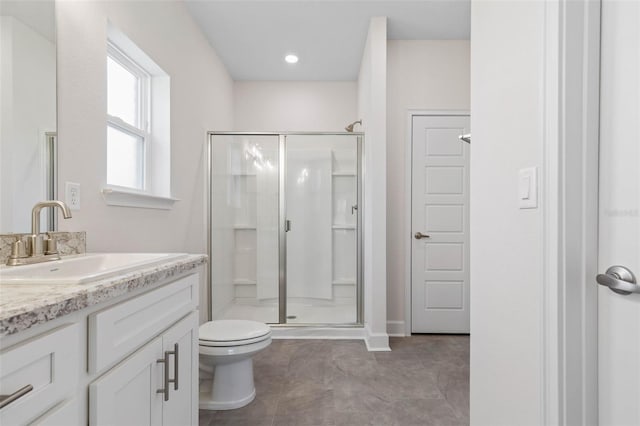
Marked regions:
[345,119,362,132]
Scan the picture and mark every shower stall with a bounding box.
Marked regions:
[207,132,363,326]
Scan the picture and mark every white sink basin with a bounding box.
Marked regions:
[0,253,188,285]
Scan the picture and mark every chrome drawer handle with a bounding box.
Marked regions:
[0,384,33,409]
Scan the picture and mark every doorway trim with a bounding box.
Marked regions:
[541,0,600,424]
[404,110,470,336]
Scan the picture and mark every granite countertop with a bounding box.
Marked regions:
[0,254,207,337]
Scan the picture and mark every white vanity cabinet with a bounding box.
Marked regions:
[89,272,199,426]
[89,312,198,426]
[0,263,203,426]
[32,398,81,425]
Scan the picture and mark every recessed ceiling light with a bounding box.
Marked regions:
[285,54,299,64]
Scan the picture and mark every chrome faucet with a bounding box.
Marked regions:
[6,200,73,266]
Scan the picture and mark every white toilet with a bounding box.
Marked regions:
[198,319,272,410]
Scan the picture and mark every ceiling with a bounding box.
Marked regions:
[185,0,470,81]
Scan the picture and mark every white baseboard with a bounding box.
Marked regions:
[364,325,391,351]
[387,320,406,337]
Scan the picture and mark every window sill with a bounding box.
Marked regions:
[101,186,179,210]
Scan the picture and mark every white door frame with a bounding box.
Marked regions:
[404,110,470,337]
[541,0,600,424]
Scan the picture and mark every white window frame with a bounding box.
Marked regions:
[102,24,177,210]
[106,42,151,191]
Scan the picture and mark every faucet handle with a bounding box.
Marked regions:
[44,236,58,255]
[10,240,27,259]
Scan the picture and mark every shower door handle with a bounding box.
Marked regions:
[285,220,292,232]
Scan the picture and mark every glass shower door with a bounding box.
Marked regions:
[284,135,359,324]
[210,134,280,323]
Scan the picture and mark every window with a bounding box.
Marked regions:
[103,24,174,209]
[107,44,149,190]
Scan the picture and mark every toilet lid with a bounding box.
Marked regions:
[199,320,271,344]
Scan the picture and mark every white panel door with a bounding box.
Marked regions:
[597,1,640,425]
[412,115,470,333]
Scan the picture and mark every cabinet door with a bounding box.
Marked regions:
[161,312,198,426]
[90,337,163,426]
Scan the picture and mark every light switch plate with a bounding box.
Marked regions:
[65,182,81,211]
[518,167,537,209]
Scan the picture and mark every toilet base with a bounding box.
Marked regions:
[199,389,255,410]
[199,357,256,410]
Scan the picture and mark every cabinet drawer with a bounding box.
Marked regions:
[89,273,198,373]
[32,398,81,426]
[0,324,80,425]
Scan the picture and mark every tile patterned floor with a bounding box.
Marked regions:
[199,335,469,426]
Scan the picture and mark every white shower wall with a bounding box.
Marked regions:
[286,148,333,299]
[285,135,358,309]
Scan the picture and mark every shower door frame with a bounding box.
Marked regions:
[207,131,364,327]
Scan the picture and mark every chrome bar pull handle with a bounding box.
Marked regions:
[157,350,172,402]
[0,384,33,409]
[414,232,430,240]
[597,265,638,295]
[171,343,179,390]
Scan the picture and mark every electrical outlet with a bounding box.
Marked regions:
[65,182,81,211]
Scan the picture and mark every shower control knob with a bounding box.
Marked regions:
[414,232,430,240]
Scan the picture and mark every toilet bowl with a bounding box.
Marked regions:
[198,319,272,410]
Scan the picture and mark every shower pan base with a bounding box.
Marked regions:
[269,325,365,341]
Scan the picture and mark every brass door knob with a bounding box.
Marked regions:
[414,232,430,240]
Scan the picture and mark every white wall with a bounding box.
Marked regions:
[385,40,470,332]
[0,16,56,233]
[470,1,545,424]
[56,0,234,259]
[234,81,357,132]
[357,17,389,351]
